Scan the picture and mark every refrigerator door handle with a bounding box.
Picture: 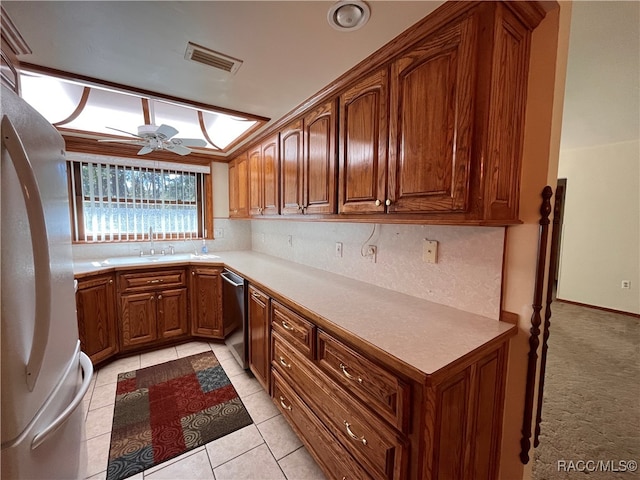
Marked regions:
[1,115,52,392]
[31,350,93,450]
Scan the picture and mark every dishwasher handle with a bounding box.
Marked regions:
[221,271,244,288]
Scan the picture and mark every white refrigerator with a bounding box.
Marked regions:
[1,85,93,479]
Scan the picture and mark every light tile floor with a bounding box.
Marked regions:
[82,341,326,480]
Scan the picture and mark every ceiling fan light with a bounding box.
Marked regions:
[328,1,370,31]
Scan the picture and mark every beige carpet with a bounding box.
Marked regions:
[533,301,640,479]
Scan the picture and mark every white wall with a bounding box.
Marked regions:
[557,140,640,314]
[251,220,505,319]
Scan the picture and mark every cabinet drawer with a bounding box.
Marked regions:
[271,301,315,358]
[119,269,186,292]
[273,334,406,480]
[272,371,372,480]
[318,330,409,432]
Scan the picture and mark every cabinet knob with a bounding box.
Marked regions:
[344,421,367,445]
[279,356,292,369]
[109,279,113,284]
[375,199,381,206]
[279,396,292,411]
[340,363,363,383]
[192,271,195,276]
[385,199,392,206]
[281,320,295,332]
[157,294,162,300]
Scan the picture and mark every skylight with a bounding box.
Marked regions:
[19,70,265,155]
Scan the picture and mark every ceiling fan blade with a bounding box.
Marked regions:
[155,124,179,140]
[105,126,142,137]
[98,139,145,144]
[165,144,192,156]
[170,138,207,148]
[137,146,154,155]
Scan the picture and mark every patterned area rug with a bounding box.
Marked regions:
[106,351,252,480]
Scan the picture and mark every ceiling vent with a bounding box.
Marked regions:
[184,42,243,74]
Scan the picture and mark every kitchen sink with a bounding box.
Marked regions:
[98,253,220,266]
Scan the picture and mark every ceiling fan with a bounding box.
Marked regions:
[98,124,207,156]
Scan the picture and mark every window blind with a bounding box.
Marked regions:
[68,156,209,242]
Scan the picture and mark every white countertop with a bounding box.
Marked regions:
[74,251,515,379]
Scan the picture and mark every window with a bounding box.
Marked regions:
[19,69,267,154]
[68,156,210,242]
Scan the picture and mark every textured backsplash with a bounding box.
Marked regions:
[72,217,504,319]
[250,220,505,319]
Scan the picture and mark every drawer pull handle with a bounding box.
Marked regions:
[148,279,163,284]
[279,396,292,411]
[279,356,292,369]
[251,292,261,298]
[344,421,367,445]
[281,320,295,332]
[340,363,362,384]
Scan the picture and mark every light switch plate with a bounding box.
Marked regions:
[423,240,438,263]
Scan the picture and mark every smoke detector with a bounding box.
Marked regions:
[327,1,371,31]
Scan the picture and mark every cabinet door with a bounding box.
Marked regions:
[280,119,304,216]
[388,17,475,214]
[304,100,336,215]
[120,292,157,349]
[248,285,270,391]
[262,134,280,215]
[157,288,188,340]
[190,268,223,338]
[248,145,263,215]
[236,152,249,217]
[339,69,388,214]
[228,159,239,216]
[76,274,117,364]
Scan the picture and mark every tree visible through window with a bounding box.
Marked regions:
[69,159,207,242]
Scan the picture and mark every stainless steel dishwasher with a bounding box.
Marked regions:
[221,269,248,369]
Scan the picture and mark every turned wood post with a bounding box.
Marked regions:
[520,185,553,464]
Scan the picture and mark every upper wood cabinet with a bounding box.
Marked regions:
[280,119,304,216]
[281,101,337,216]
[233,1,548,225]
[387,16,475,215]
[229,152,249,218]
[303,100,336,215]
[339,69,389,214]
[249,134,280,216]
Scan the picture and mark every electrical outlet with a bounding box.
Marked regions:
[423,239,438,263]
[366,245,377,263]
[335,242,343,257]
[621,280,631,289]
[287,235,293,247]
[213,228,224,238]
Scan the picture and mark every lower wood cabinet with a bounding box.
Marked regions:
[190,266,224,338]
[75,273,118,365]
[247,284,270,391]
[266,293,511,480]
[118,268,188,351]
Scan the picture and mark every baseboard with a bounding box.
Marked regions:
[555,298,640,319]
